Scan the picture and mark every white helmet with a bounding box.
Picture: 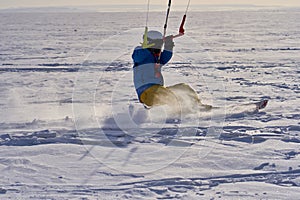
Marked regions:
[147,30,163,40]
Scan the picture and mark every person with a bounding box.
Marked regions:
[132,30,211,113]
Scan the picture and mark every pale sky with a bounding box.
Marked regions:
[0,0,299,9]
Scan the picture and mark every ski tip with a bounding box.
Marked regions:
[256,99,269,110]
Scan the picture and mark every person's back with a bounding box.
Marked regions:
[132,30,174,105]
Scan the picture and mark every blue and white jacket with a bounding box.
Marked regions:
[132,47,173,100]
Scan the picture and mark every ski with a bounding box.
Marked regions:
[255,99,268,110]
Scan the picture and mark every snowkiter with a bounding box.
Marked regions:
[132,30,210,112]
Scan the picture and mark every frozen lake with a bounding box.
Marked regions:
[0,8,299,199]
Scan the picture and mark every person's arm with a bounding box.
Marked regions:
[160,36,174,65]
[132,47,150,65]
[164,35,174,52]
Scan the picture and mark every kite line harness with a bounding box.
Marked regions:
[141,0,191,49]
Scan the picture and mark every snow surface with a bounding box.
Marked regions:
[0,8,299,199]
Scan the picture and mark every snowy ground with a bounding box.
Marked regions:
[0,8,300,199]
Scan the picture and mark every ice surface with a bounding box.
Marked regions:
[0,8,299,199]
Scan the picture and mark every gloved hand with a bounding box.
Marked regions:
[164,35,174,51]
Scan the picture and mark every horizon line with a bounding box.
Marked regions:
[0,4,298,13]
